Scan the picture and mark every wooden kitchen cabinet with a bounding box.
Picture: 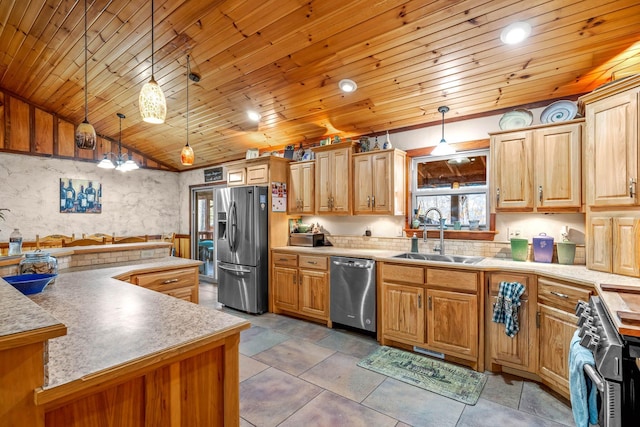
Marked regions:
[225,157,280,187]
[490,120,583,212]
[313,142,354,214]
[536,276,591,398]
[581,75,640,207]
[353,149,406,215]
[272,252,329,323]
[487,272,537,373]
[425,268,479,362]
[129,266,199,303]
[288,160,315,214]
[587,215,640,277]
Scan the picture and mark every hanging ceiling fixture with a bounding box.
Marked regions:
[139,0,166,124]
[97,113,139,172]
[430,106,456,156]
[180,55,195,166]
[75,0,96,150]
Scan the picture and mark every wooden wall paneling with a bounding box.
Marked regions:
[44,377,146,427]
[180,347,224,426]
[144,365,171,427]
[0,91,4,148]
[9,96,30,151]
[57,119,75,157]
[34,108,54,155]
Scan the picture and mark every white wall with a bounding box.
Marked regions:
[0,152,180,241]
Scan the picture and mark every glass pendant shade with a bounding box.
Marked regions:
[139,78,166,124]
[75,120,97,150]
[181,143,194,165]
[98,155,116,169]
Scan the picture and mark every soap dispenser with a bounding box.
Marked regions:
[411,233,419,253]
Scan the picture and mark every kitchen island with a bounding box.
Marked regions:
[0,255,250,427]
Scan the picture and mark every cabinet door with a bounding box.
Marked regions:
[273,266,298,312]
[246,164,269,185]
[381,282,425,345]
[488,272,536,372]
[331,148,351,214]
[587,216,612,272]
[353,155,373,214]
[538,304,577,397]
[300,162,315,214]
[299,269,329,320]
[227,167,246,187]
[371,151,392,214]
[586,90,638,206]
[288,163,302,213]
[613,217,640,277]
[315,151,332,213]
[426,289,478,360]
[534,123,582,210]
[492,131,534,211]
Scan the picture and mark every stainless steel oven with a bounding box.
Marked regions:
[575,296,640,427]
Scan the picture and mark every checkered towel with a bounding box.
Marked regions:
[492,281,526,338]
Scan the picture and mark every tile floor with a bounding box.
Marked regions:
[199,281,575,427]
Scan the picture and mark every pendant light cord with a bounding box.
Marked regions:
[441,110,445,142]
[84,0,89,121]
[151,0,155,79]
[118,115,122,157]
[186,55,190,146]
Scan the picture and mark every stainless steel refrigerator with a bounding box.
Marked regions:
[216,186,269,314]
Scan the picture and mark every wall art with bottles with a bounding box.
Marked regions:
[59,178,102,214]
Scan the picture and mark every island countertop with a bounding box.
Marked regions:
[1,256,250,405]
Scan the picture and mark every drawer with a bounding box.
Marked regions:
[427,268,478,293]
[538,277,592,312]
[380,263,425,285]
[273,252,297,267]
[299,255,327,270]
[132,268,196,292]
[227,168,246,186]
[162,287,195,302]
[246,164,268,184]
[489,272,533,298]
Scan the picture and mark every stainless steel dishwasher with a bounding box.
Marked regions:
[330,256,376,333]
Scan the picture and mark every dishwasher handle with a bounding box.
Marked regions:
[331,259,374,269]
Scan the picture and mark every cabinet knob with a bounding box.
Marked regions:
[162,278,179,284]
[538,186,543,203]
[367,195,370,207]
[428,295,432,310]
[550,291,569,299]
[371,195,375,207]
[496,188,500,205]
[630,178,636,199]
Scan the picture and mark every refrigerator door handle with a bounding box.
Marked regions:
[229,201,237,252]
[219,264,252,274]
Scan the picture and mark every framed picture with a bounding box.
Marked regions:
[246,148,259,159]
[60,178,101,213]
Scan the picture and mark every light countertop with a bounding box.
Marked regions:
[1,256,250,396]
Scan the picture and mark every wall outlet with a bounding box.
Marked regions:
[508,228,521,237]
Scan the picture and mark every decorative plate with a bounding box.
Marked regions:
[540,100,578,123]
[498,109,533,130]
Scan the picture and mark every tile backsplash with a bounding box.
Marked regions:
[326,235,586,265]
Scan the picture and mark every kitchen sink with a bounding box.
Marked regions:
[392,253,484,264]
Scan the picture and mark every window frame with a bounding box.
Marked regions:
[410,149,491,229]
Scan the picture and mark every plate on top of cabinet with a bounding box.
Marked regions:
[540,100,578,123]
[498,109,533,130]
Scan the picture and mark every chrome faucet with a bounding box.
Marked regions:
[423,207,445,255]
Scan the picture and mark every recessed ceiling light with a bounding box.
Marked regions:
[247,110,261,122]
[500,22,531,45]
[338,79,357,93]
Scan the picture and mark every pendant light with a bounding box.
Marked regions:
[430,106,456,156]
[180,55,195,166]
[75,0,96,150]
[139,0,166,124]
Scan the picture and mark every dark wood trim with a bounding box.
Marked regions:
[29,104,35,152]
[405,228,498,241]
[53,115,59,156]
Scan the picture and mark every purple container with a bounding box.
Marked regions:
[532,233,554,263]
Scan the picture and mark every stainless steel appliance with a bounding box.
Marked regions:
[330,256,376,333]
[216,186,268,314]
[575,296,640,426]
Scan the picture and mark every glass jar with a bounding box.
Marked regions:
[19,250,58,276]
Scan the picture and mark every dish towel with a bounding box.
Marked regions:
[492,281,525,337]
[569,330,598,427]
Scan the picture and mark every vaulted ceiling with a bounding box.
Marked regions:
[1,0,638,170]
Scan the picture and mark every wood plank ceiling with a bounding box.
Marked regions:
[0,0,638,170]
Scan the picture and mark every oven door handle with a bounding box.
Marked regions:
[583,364,605,393]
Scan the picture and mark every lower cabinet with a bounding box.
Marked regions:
[379,262,480,369]
[272,252,330,323]
[587,215,640,277]
[129,267,199,303]
[487,272,537,373]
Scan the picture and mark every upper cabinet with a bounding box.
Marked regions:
[226,157,285,187]
[581,75,640,207]
[288,161,315,214]
[353,149,406,216]
[490,120,583,213]
[313,142,354,215]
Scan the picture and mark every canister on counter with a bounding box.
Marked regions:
[19,250,58,281]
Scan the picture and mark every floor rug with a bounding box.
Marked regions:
[357,346,486,405]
